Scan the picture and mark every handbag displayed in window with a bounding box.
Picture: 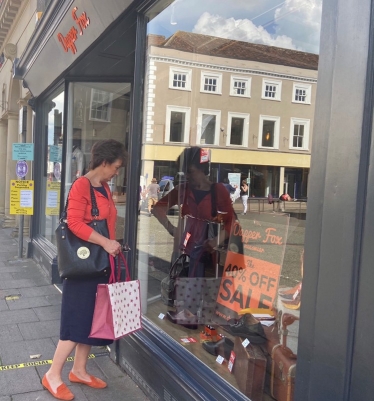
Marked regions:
[55,178,110,279]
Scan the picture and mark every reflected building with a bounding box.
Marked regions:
[142,31,318,199]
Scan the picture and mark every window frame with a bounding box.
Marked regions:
[226,112,250,147]
[165,105,191,144]
[200,71,222,95]
[197,108,221,146]
[292,82,312,104]
[169,67,192,91]
[230,75,251,98]
[261,78,282,101]
[258,115,280,149]
[89,88,113,122]
[289,117,310,150]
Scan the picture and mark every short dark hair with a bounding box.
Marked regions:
[89,139,127,170]
[176,146,210,176]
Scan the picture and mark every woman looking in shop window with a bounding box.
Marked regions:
[42,139,126,401]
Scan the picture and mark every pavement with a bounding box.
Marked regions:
[0,225,149,401]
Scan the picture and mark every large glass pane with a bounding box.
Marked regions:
[40,88,64,245]
[139,0,321,398]
[67,82,131,241]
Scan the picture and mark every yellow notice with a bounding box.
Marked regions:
[46,181,61,216]
[10,180,34,215]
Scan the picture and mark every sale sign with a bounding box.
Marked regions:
[215,212,289,323]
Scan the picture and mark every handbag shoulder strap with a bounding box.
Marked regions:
[60,177,99,220]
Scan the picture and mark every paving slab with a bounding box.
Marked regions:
[18,320,60,340]
[32,305,61,321]
[0,309,39,325]
[0,367,42,396]
[0,324,24,343]
[0,338,57,365]
[0,300,8,311]
[18,285,59,298]
[6,295,53,310]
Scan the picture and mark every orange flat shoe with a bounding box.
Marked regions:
[42,374,74,401]
[68,371,107,389]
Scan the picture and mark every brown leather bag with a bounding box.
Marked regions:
[270,313,299,401]
[233,337,266,401]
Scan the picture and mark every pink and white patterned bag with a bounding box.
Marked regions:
[89,253,142,340]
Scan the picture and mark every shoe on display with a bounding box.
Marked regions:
[227,314,267,344]
[202,337,234,360]
[167,309,198,329]
[279,282,302,300]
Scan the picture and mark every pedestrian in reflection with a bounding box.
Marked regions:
[240,179,249,215]
[147,178,160,217]
[153,147,236,326]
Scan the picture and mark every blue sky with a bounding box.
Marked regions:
[148,0,322,54]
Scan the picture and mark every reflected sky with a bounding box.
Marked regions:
[148,0,322,54]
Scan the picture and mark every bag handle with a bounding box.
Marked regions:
[109,252,131,284]
[60,177,100,221]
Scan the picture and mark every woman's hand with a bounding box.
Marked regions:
[103,239,122,257]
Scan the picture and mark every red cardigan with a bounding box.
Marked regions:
[67,177,117,241]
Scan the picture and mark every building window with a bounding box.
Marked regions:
[200,72,222,94]
[197,109,221,145]
[262,79,282,101]
[226,112,250,146]
[292,83,312,104]
[89,89,112,122]
[230,76,251,98]
[290,117,310,150]
[165,105,191,143]
[169,67,192,91]
[258,115,280,149]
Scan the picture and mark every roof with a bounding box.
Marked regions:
[156,31,318,71]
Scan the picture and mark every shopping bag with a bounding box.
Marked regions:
[89,252,142,340]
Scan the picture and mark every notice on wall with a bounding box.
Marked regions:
[214,213,289,324]
[46,182,61,216]
[10,180,34,215]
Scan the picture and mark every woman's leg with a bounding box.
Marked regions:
[242,196,248,213]
[71,343,92,380]
[44,340,77,391]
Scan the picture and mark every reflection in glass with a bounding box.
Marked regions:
[139,0,322,398]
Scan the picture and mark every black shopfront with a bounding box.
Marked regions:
[15,0,374,400]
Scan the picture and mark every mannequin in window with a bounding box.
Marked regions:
[71,140,85,182]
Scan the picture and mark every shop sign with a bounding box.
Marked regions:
[46,181,61,216]
[10,180,34,215]
[215,213,289,323]
[57,7,90,55]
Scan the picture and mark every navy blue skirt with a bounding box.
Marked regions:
[60,274,113,346]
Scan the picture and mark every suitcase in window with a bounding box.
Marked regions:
[270,313,299,401]
[233,337,266,401]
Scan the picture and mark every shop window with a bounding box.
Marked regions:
[259,115,280,149]
[262,78,282,101]
[169,67,192,91]
[197,109,221,145]
[165,105,190,143]
[230,76,251,98]
[290,117,310,150]
[292,82,312,104]
[200,72,222,94]
[89,89,113,122]
[226,112,249,146]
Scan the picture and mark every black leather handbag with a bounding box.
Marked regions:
[56,178,110,279]
[161,253,189,306]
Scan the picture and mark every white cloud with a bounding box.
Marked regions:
[193,12,298,50]
[192,0,322,53]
